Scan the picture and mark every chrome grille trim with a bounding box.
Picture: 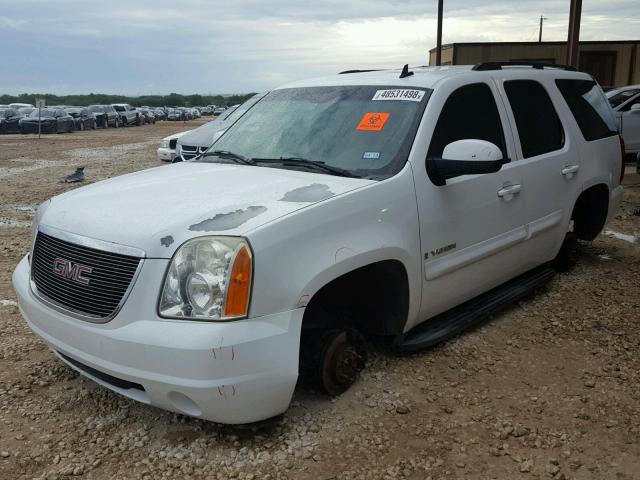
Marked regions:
[180,145,207,161]
[37,224,146,258]
[30,225,145,323]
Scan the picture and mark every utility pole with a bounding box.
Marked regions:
[565,0,582,67]
[435,0,443,66]
[538,15,547,42]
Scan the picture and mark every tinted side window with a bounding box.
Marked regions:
[428,83,507,159]
[555,79,618,141]
[504,80,564,158]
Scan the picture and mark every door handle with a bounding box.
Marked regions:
[497,184,522,200]
[562,165,580,177]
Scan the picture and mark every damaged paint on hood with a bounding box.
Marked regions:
[40,162,374,258]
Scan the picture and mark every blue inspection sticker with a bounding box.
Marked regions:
[362,151,381,160]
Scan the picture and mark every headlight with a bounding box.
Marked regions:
[160,139,170,148]
[159,237,253,321]
[31,200,51,251]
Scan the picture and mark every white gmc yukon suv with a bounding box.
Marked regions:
[13,63,624,424]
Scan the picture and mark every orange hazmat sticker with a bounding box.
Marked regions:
[356,112,390,131]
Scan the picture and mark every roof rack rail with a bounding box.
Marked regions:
[338,69,382,74]
[472,61,577,72]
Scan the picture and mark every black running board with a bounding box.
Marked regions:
[392,265,555,353]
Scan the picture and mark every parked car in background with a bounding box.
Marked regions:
[19,108,75,133]
[138,108,156,124]
[112,104,141,126]
[9,102,34,109]
[88,105,119,128]
[606,84,640,158]
[157,130,190,161]
[166,109,184,121]
[153,108,167,121]
[213,106,227,116]
[65,107,97,131]
[0,108,24,133]
[177,94,264,161]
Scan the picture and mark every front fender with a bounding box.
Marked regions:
[246,166,422,330]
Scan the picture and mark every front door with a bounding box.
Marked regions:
[412,80,529,325]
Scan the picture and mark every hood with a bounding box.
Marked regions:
[41,162,374,258]
[177,118,225,147]
[162,130,190,141]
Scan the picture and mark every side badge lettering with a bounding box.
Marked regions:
[424,243,456,259]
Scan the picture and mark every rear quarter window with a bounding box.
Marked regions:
[555,79,618,141]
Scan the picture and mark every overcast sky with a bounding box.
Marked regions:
[1,0,638,95]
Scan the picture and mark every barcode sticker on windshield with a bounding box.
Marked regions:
[372,89,425,102]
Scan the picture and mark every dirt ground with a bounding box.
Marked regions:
[0,122,639,480]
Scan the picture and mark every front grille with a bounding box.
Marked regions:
[31,231,142,320]
[169,138,177,149]
[180,145,207,160]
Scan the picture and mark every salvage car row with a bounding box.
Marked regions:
[0,102,227,134]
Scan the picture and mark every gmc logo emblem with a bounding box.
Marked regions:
[52,258,93,285]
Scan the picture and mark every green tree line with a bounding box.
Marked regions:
[0,92,256,108]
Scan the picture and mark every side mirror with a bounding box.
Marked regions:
[630,104,640,114]
[426,139,505,186]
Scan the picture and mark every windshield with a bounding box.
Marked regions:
[202,86,430,179]
[29,109,55,118]
[88,105,104,112]
[113,105,125,112]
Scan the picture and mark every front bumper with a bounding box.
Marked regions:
[157,147,176,162]
[13,255,303,424]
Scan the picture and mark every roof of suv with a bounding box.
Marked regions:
[278,65,593,90]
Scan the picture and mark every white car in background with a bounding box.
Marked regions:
[177,94,266,161]
[606,84,640,157]
[157,130,190,162]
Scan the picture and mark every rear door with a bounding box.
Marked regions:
[497,78,581,264]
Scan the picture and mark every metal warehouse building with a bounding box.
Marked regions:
[428,41,640,88]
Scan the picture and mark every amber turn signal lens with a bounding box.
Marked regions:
[224,245,252,317]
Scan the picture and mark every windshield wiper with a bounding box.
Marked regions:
[200,150,256,165]
[252,157,356,177]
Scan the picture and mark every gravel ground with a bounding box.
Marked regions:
[1,123,639,480]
